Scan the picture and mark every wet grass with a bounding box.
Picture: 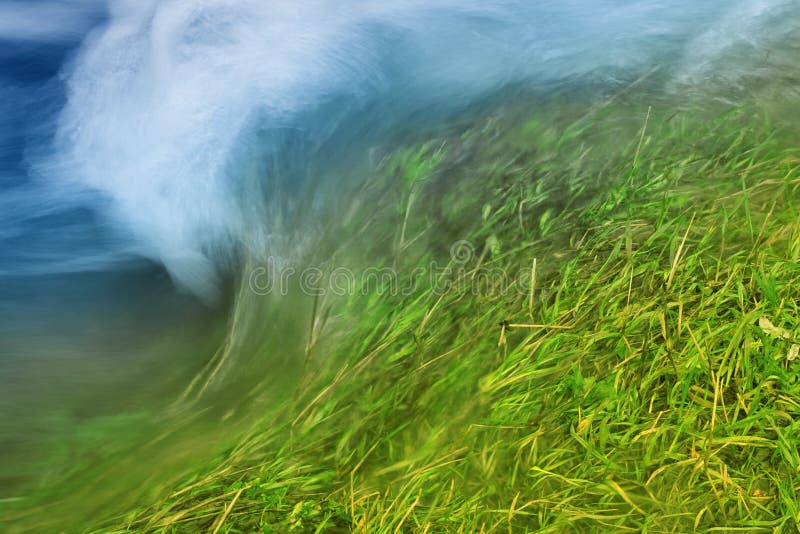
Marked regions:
[84,84,800,532]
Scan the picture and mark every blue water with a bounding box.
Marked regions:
[0,3,125,324]
[1,0,797,297]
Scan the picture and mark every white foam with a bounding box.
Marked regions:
[45,0,795,299]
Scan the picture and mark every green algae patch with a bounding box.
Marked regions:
[66,88,800,532]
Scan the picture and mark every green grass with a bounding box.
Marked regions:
[80,84,800,533]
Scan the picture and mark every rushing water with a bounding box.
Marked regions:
[1,0,798,529]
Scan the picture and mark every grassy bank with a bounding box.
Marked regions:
[107,84,800,533]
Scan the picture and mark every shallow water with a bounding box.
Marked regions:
[1,0,799,530]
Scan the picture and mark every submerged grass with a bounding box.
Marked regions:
[101,85,800,533]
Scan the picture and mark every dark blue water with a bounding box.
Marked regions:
[0,1,232,348]
[0,4,129,303]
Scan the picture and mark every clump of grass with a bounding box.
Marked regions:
[99,87,800,533]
